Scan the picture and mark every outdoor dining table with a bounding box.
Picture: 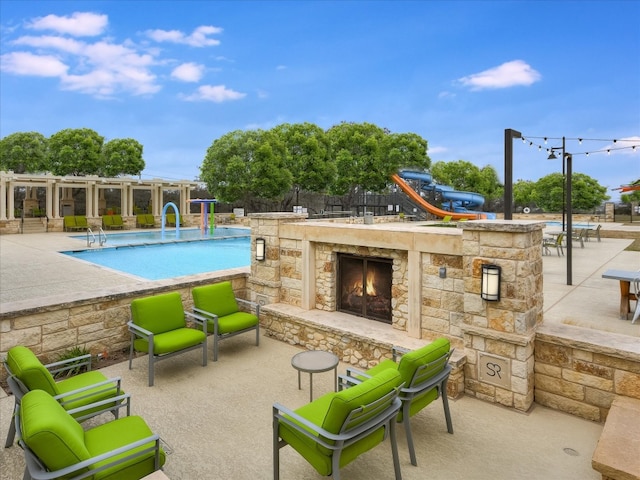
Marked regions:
[602,269,639,319]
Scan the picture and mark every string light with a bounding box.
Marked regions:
[519,135,639,158]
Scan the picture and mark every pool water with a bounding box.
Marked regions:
[72,227,249,246]
[63,236,250,280]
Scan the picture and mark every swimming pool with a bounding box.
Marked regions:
[63,236,251,280]
[72,227,249,246]
[545,221,597,229]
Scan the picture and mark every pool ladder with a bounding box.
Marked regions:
[87,227,107,247]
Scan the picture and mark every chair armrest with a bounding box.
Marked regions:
[185,310,209,334]
[273,403,345,447]
[391,346,410,362]
[338,374,363,391]
[53,376,124,406]
[192,307,218,321]
[128,321,153,339]
[46,353,93,374]
[236,298,260,316]
[344,367,371,379]
[401,364,452,396]
[67,392,132,421]
[22,434,162,480]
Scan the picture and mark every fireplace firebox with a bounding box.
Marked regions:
[337,254,393,323]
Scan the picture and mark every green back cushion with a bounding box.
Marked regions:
[397,337,450,384]
[20,390,90,472]
[131,292,186,334]
[6,346,58,395]
[192,282,239,317]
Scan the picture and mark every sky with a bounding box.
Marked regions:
[1,0,639,201]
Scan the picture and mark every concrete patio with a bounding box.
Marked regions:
[1,221,639,479]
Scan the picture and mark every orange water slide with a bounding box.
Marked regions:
[391,174,486,220]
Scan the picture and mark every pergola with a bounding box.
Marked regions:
[0,171,200,221]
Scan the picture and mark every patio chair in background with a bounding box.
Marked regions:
[165,213,180,227]
[15,389,165,480]
[63,216,82,231]
[571,228,586,248]
[273,369,404,480]
[345,337,453,466]
[192,281,260,361]
[74,215,89,230]
[103,214,125,230]
[129,292,208,386]
[136,214,155,228]
[543,232,564,256]
[442,215,453,223]
[3,345,127,448]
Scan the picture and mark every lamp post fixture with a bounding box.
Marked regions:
[547,136,573,286]
[503,128,522,220]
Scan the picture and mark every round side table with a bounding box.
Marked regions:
[291,350,339,402]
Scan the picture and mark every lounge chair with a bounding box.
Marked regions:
[165,213,180,227]
[345,337,454,465]
[192,281,260,361]
[136,214,155,228]
[128,292,208,386]
[74,215,89,231]
[103,214,125,230]
[112,214,125,229]
[571,228,586,248]
[273,368,404,479]
[63,216,82,232]
[543,232,564,256]
[15,389,165,480]
[3,345,127,447]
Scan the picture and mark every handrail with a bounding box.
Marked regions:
[98,227,107,246]
[86,227,96,247]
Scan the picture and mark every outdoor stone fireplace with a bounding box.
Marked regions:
[337,253,393,324]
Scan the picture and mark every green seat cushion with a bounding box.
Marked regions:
[6,346,58,395]
[75,216,88,227]
[279,369,402,476]
[85,415,166,480]
[131,293,186,335]
[134,327,206,355]
[20,390,90,474]
[57,371,123,415]
[206,311,258,335]
[192,281,240,318]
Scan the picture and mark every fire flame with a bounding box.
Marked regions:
[349,270,377,297]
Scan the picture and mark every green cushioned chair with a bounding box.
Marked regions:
[136,214,154,228]
[64,216,81,231]
[192,281,260,361]
[75,215,89,230]
[112,214,125,229]
[165,213,180,227]
[103,215,114,229]
[3,346,127,448]
[274,368,404,480]
[16,389,165,480]
[129,292,208,386]
[346,337,454,466]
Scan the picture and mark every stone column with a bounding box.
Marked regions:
[248,212,307,307]
[461,220,545,412]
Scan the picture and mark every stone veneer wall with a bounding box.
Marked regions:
[534,324,640,422]
[0,272,249,378]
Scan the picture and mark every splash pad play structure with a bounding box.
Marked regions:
[189,199,218,234]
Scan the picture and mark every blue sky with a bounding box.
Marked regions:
[1,1,638,201]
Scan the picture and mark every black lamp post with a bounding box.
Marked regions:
[504,128,522,220]
[547,136,573,286]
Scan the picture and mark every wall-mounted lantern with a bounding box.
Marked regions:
[481,264,501,301]
[256,238,266,261]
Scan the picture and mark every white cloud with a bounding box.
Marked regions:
[145,25,222,47]
[458,60,541,90]
[171,62,204,82]
[27,12,108,37]
[181,84,246,102]
[276,65,287,70]
[427,145,448,155]
[13,35,84,54]
[0,51,68,76]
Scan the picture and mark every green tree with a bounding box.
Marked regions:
[272,122,335,201]
[200,129,292,207]
[513,179,536,209]
[101,138,145,177]
[386,132,430,173]
[430,160,502,201]
[49,128,104,176]
[532,172,609,212]
[0,131,49,173]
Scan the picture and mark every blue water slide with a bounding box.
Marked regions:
[398,170,496,219]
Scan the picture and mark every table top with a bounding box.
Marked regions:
[291,350,339,373]
[602,269,640,282]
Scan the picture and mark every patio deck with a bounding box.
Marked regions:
[0,334,604,480]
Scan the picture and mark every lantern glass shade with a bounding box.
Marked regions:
[255,238,266,261]
[481,264,501,301]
